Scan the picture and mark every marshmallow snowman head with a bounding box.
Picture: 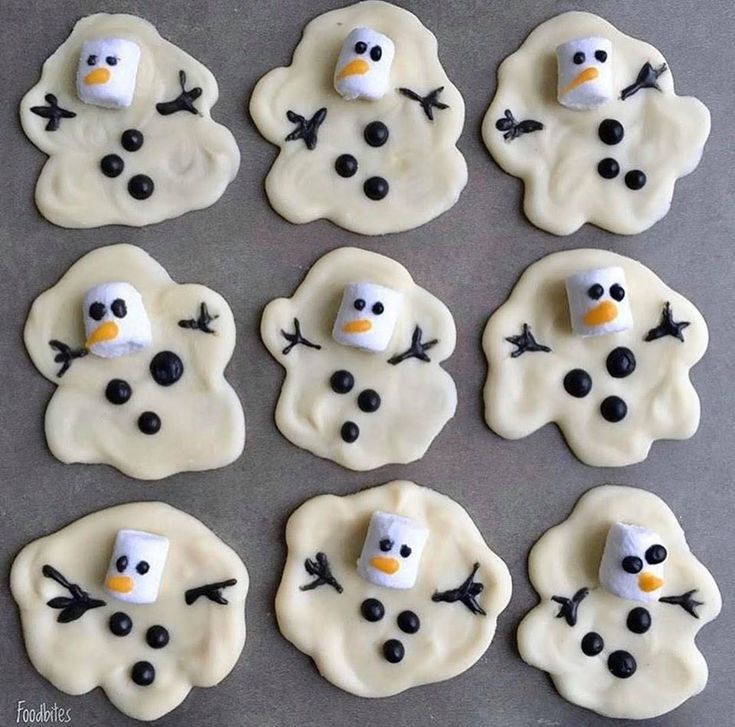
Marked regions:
[104,529,169,604]
[599,522,667,603]
[357,511,429,590]
[76,38,141,108]
[83,282,152,358]
[332,282,402,353]
[334,27,395,101]
[556,37,613,110]
[565,267,632,337]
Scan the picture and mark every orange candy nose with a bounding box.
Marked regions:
[638,572,664,592]
[369,556,400,575]
[86,320,119,347]
[84,67,111,85]
[561,66,600,95]
[342,318,372,334]
[583,300,618,326]
[106,575,134,593]
[336,58,370,80]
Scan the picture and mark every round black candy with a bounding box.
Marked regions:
[397,610,420,634]
[626,607,651,634]
[598,119,624,145]
[121,129,144,152]
[149,351,184,387]
[146,625,170,649]
[128,174,155,200]
[109,612,133,637]
[131,660,155,686]
[105,379,132,405]
[606,347,636,379]
[383,639,405,664]
[563,369,592,398]
[597,158,620,179]
[100,154,124,178]
[625,170,647,190]
[138,411,161,435]
[364,121,389,147]
[341,421,359,443]
[600,396,627,422]
[581,631,604,656]
[607,650,637,679]
[360,598,385,622]
[364,177,389,201]
[335,154,358,178]
[330,370,354,394]
[357,389,381,413]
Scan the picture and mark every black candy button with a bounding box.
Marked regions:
[364,121,389,147]
[357,389,381,413]
[335,154,358,178]
[149,351,184,387]
[364,177,389,201]
[607,650,637,678]
[581,631,604,656]
[625,170,647,190]
[627,607,651,634]
[138,411,161,435]
[128,174,155,200]
[606,347,636,378]
[383,639,405,664]
[105,379,132,405]
[100,154,124,178]
[563,369,592,398]
[341,421,359,443]
[121,129,144,152]
[598,158,620,179]
[360,598,385,622]
[397,610,420,634]
[109,612,133,637]
[330,370,354,394]
[598,119,624,145]
[600,396,627,422]
[146,625,170,649]
[131,660,155,686]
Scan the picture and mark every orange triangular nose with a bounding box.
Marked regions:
[86,320,119,347]
[369,556,399,574]
[84,67,111,85]
[342,319,372,334]
[106,575,134,593]
[336,58,370,80]
[583,300,617,326]
[561,66,599,95]
[638,572,664,592]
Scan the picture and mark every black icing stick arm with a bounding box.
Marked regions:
[42,564,106,623]
[505,323,551,358]
[659,589,703,619]
[621,62,668,101]
[285,108,327,150]
[178,302,219,334]
[30,94,76,131]
[281,318,321,355]
[551,587,589,627]
[49,339,88,377]
[398,87,449,121]
[387,325,438,365]
[495,109,543,141]
[432,563,486,616]
[185,578,238,606]
[156,70,202,116]
[644,302,690,343]
[300,552,343,593]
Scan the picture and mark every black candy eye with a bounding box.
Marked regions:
[370,46,382,62]
[354,41,367,54]
[610,284,625,301]
[136,561,150,575]
[573,51,585,65]
[87,54,98,66]
[379,538,393,552]
[399,545,412,558]
[622,556,643,574]
[89,302,106,320]
[106,56,118,66]
[116,556,128,573]
[645,544,667,565]
[595,50,608,63]
[354,298,366,311]
[111,298,127,318]
[587,284,604,300]
[372,301,384,315]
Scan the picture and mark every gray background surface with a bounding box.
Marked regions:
[1,0,733,725]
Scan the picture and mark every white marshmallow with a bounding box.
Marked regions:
[334,27,395,101]
[332,282,401,353]
[82,282,152,358]
[357,511,428,590]
[104,529,169,604]
[556,37,613,110]
[599,522,667,603]
[76,38,141,108]
[565,267,632,337]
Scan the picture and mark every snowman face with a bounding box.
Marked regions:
[76,38,141,109]
[357,511,429,590]
[104,529,169,604]
[332,282,402,353]
[565,267,632,337]
[556,37,613,110]
[334,27,395,101]
[83,282,152,358]
[599,522,667,603]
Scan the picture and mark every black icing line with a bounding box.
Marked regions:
[49,340,88,377]
[185,578,237,606]
[300,552,343,593]
[644,302,690,343]
[505,323,552,358]
[495,109,543,141]
[621,62,668,101]
[156,70,202,116]
[387,325,437,365]
[431,563,486,616]
[178,302,219,334]
[42,564,105,623]
[30,94,76,131]
[551,587,589,627]
[659,589,703,619]
[398,87,449,121]
[281,318,321,355]
[285,108,327,150]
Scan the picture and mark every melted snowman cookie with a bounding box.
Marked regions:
[21,14,240,228]
[518,486,720,719]
[10,502,248,721]
[250,1,467,235]
[277,480,512,696]
[483,249,707,466]
[482,12,710,235]
[261,247,456,470]
[24,244,244,480]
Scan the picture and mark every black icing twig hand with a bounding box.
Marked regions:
[49,339,88,377]
[300,552,343,593]
[644,302,690,343]
[432,563,486,616]
[281,318,321,355]
[178,302,219,334]
[621,62,668,101]
[30,94,76,131]
[660,589,703,619]
[551,587,589,627]
[285,108,328,150]
[42,564,105,623]
[398,87,449,121]
[185,578,238,606]
[387,326,438,365]
[505,323,551,358]
[156,70,203,116]
[495,109,543,141]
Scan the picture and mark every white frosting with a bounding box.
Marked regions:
[332,282,402,352]
[334,27,395,101]
[104,529,169,604]
[76,38,141,108]
[556,37,613,110]
[565,267,632,337]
